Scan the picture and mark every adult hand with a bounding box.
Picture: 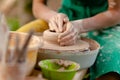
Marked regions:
[49,13,69,33]
[58,20,83,46]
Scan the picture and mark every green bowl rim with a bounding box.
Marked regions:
[38,59,80,72]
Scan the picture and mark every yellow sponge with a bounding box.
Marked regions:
[16,19,49,32]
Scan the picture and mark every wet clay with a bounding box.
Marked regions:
[54,59,73,68]
[53,59,79,71]
[41,30,90,51]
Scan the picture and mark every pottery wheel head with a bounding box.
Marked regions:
[41,30,89,51]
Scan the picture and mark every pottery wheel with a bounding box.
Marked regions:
[39,36,89,51]
[38,30,90,51]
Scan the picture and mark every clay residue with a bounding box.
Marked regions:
[109,0,116,8]
[54,59,73,71]
[81,37,100,50]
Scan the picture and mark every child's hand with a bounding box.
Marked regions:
[49,13,69,33]
[58,20,83,46]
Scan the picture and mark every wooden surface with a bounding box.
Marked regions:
[27,69,88,80]
[73,69,88,80]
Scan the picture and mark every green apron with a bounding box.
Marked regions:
[59,0,108,20]
[59,0,120,80]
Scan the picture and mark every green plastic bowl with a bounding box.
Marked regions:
[38,59,80,80]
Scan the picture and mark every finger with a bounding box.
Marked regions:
[59,13,68,18]
[64,17,69,23]
[49,22,54,31]
[62,17,69,32]
[57,16,63,33]
[62,23,67,32]
[58,22,73,39]
[59,31,75,42]
[57,14,68,33]
[50,20,59,32]
[60,36,77,46]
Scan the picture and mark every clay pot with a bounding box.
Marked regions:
[42,30,89,51]
[43,30,59,44]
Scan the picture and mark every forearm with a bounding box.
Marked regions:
[82,10,120,32]
[33,0,57,22]
[73,10,120,33]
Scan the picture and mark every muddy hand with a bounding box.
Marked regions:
[49,13,69,33]
[58,21,82,46]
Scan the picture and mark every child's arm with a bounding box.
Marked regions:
[32,0,57,22]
